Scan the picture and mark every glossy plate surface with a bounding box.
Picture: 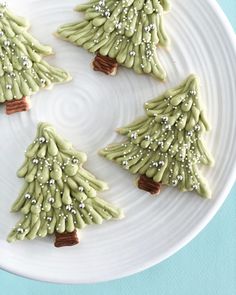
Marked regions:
[0,0,235,283]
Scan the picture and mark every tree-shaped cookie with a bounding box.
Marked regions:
[100,75,214,198]
[57,0,170,80]
[0,3,71,115]
[7,122,123,247]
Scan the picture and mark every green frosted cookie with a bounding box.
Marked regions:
[8,122,124,247]
[100,75,214,198]
[0,3,71,114]
[57,0,171,80]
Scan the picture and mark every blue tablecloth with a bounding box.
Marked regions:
[0,1,235,294]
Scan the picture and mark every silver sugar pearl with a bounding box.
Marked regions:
[187,131,193,137]
[172,180,178,186]
[48,197,55,203]
[6,84,12,90]
[39,136,46,143]
[49,179,55,185]
[3,40,10,46]
[177,175,183,181]
[32,158,39,164]
[72,158,79,164]
[130,132,137,140]
[194,125,201,131]
[23,61,30,68]
[79,203,85,209]
[78,186,84,192]
[158,161,165,167]
[165,125,172,131]
[190,90,197,96]
[66,205,72,211]
[0,31,4,37]
[24,193,31,199]
[192,184,199,190]
[115,22,122,29]
[71,209,77,215]
[17,228,24,233]
[104,10,110,17]
[162,116,168,122]
[149,24,155,30]
[31,199,37,204]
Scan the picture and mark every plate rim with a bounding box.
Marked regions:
[0,0,236,284]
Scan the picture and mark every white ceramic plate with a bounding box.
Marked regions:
[0,0,235,284]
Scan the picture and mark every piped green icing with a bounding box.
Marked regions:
[159,0,171,11]
[7,122,123,243]
[0,3,71,103]
[100,75,214,198]
[57,0,170,80]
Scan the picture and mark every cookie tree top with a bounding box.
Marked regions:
[100,75,214,198]
[8,123,123,247]
[0,3,70,107]
[57,0,170,80]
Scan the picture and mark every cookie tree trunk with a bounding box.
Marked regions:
[93,53,118,75]
[5,97,31,115]
[54,230,79,248]
[138,175,161,195]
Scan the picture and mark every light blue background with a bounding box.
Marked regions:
[0,1,236,294]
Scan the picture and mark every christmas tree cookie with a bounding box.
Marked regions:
[100,75,214,198]
[7,123,123,247]
[0,3,71,115]
[57,0,170,80]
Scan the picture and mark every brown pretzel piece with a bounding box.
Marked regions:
[54,230,79,248]
[93,53,118,75]
[138,175,161,195]
[5,96,31,115]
